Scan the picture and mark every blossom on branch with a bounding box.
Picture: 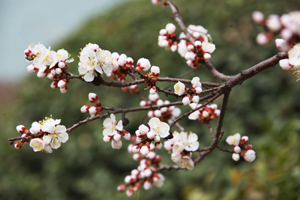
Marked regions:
[188,103,220,124]
[24,43,73,93]
[226,133,256,162]
[15,117,68,153]
[103,114,129,149]
[78,43,113,82]
[164,131,199,170]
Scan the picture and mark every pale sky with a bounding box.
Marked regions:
[0,0,126,83]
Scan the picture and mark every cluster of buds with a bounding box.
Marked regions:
[102,114,130,149]
[177,25,215,68]
[158,23,178,51]
[117,157,164,197]
[80,93,102,117]
[140,94,181,124]
[109,53,134,81]
[188,103,220,124]
[174,77,202,105]
[144,66,161,92]
[130,117,169,156]
[226,133,256,162]
[253,11,300,80]
[24,44,73,93]
[164,131,199,170]
[252,11,300,48]
[14,117,68,153]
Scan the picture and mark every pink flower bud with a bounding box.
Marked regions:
[281,28,293,40]
[234,146,241,154]
[170,43,177,52]
[252,11,265,25]
[103,135,111,142]
[58,79,67,88]
[117,184,125,192]
[166,23,176,34]
[140,100,147,107]
[154,110,162,117]
[245,144,252,150]
[137,58,151,71]
[187,44,194,51]
[80,105,90,113]
[203,53,211,60]
[279,59,291,70]
[16,125,28,134]
[14,141,23,149]
[155,142,162,149]
[182,96,191,105]
[126,188,134,197]
[27,64,38,73]
[266,14,282,32]
[140,145,150,156]
[50,81,58,88]
[151,66,160,75]
[123,132,131,140]
[240,136,249,143]
[194,40,202,48]
[232,153,240,161]
[159,29,167,35]
[113,133,121,141]
[58,62,65,69]
[244,150,256,162]
[143,180,152,190]
[60,87,68,93]
[132,145,140,153]
[147,131,156,139]
[256,32,272,45]
[133,153,141,161]
[111,139,122,149]
[88,93,98,103]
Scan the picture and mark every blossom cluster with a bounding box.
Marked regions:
[15,117,68,153]
[109,53,134,81]
[118,155,164,197]
[140,93,181,124]
[164,131,199,170]
[102,114,130,149]
[80,93,102,117]
[158,23,178,51]
[78,43,113,82]
[177,25,216,68]
[252,11,300,76]
[188,103,220,124]
[174,77,202,105]
[24,44,73,93]
[129,118,169,156]
[226,133,256,162]
[253,11,300,48]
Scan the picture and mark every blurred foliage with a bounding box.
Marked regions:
[1,0,300,199]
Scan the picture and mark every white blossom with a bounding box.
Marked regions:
[191,77,202,88]
[148,117,170,138]
[226,133,241,146]
[78,43,113,82]
[174,81,186,96]
[103,114,123,136]
[288,43,300,67]
[29,138,45,152]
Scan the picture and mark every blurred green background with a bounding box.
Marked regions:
[1,0,300,199]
